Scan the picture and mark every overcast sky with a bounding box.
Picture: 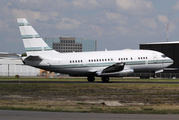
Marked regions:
[0,0,179,53]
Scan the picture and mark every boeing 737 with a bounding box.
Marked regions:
[17,18,173,82]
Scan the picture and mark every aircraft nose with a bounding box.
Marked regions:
[169,58,174,64]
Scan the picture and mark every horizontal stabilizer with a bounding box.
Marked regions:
[24,56,42,61]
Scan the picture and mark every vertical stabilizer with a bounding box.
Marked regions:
[17,18,55,56]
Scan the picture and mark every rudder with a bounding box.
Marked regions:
[17,18,54,56]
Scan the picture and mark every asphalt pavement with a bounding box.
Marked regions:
[1,110,179,120]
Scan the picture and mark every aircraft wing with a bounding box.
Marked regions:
[102,62,125,73]
[96,62,134,76]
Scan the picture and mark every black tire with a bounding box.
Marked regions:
[87,76,95,82]
[102,77,109,82]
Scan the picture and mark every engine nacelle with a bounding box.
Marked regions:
[97,69,134,77]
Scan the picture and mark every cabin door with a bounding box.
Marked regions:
[153,53,158,63]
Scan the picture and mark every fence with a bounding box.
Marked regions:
[132,73,179,79]
[0,72,179,79]
[0,72,40,77]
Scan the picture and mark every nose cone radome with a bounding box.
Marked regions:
[169,58,174,65]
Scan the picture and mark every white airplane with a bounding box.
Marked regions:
[17,18,173,82]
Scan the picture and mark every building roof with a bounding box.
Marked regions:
[140,41,179,45]
[0,53,22,65]
[0,53,20,58]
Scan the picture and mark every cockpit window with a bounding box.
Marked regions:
[161,55,166,58]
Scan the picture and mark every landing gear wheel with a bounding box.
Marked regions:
[102,77,109,83]
[87,76,95,82]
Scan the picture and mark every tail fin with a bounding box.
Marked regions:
[17,18,56,56]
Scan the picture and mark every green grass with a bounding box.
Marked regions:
[0,77,87,81]
[0,77,179,113]
[0,76,179,82]
[1,105,179,114]
[0,83,179,97]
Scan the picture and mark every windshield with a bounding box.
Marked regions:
[161,55,166,58]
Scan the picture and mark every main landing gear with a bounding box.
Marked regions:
[102,77,109,83]
[87,76,110,83]
[87,76,95,82]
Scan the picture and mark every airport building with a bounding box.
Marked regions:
[44,37,97,53]
[0,53,39,76]
[140,41,179,78]
[140,41,179,68]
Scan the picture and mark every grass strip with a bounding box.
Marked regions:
[0,79,179,114]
